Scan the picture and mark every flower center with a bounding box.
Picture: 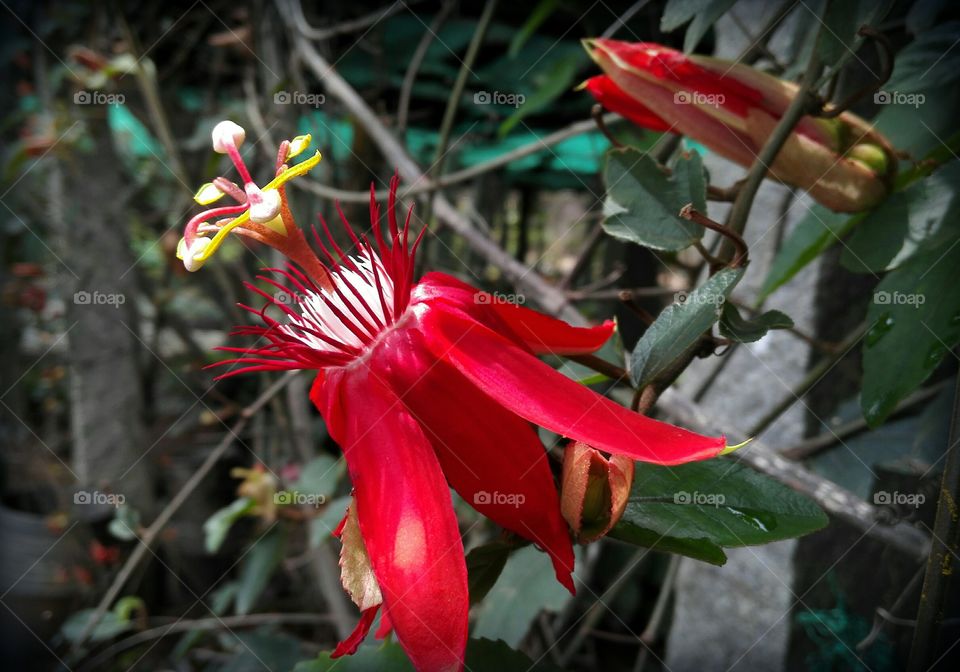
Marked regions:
[278,252,396,355]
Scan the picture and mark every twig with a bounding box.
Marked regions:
[658,387,932,560]
[747,322,866,437]
[782,383,948,461]
[566,286,675,301]
[287,0,417,40]
[397,1,454,133]
[568,354,629,383]
[297,114,619,203]
[633,555,680,672]
[721,42,824,259]
[858,567,924,651]
[77,612,333,670]
[592,104,624,148]
[559,221,605,290]
[680,205,749,268]
[67,372,300,654]
[908,371,960,671]
[816,26,894,119]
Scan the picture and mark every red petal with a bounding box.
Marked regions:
[583,75,673,132]
[420,307,726,465]
[311,367,468,672]
[332,605,380,658]
[490,299,615,356]
[378,328,575,593]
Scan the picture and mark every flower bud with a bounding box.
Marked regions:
[560,442,635,543]
[179,236,211,272]
[582,38,898,212]
[212,120,246,153]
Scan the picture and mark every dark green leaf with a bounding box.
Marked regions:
[294,638,563,672]
[602,148,707,251]
[203,497,256,554]
[498,50,584,137]
[906,0,951,35]
[508,0,559,58]
[61,610,133,643]
[235,526,285,615]
[817,0,895,74]
[292,455,341,500]
[473,545,576,647]
[466,540,514,605]
[610,459,829,562]
[861,244,960,426]
[841,161,960,273]
[759,205,864,299]
[630,267,743,388]
[661,0,738,52]
[719,304,794,343]
[108,505,141,541]
[885,22,960,92]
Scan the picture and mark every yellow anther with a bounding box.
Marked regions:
[287,134,312,159]
[194,182,226,205]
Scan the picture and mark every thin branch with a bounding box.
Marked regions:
[908,370,960,671]
[288,0,417,40]
[816,26,894,119]
[397,1,455,133]
[680,204,749,268]
[67,372,300,654]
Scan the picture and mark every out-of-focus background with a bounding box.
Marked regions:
[2,0,960,670]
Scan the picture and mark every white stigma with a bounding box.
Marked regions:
[212,120,246,153]
[247,186,282,224]
[183,237,211,272]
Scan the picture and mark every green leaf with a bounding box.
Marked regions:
[235,527,285,615]
[816,0,895,74]
[841,161,960,273]
[861,243,960,426]
[309,495,351,548]
[759,205,863,299]
[719,304,794,343]
[885,22,960,93]
[203,497,256,554]
[508,0,558,58]
[610,459,829,562]
[294,638,562,672]
[466,540,514,605]
[108,505,141,541]
[602,148,707,251]
[473,545,576,648]
[498,50,584,137]
[630,267,743,388]
[906,0,950,35]
[661,0,738,52]
[292,455,341,500]
[61,609,133,643]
